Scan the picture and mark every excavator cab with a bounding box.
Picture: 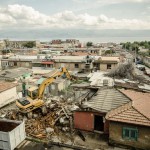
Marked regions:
[16,86,44,113]
[27,86,38,100]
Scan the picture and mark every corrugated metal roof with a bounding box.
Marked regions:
[0,81,17,93]
[83,88,130,113]
[0,67,32,79]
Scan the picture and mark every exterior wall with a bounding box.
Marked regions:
[109,121,150,150]
[16,61,32,68]
[100,63,118,71]
[51,40,62,44]
[1,60,32,69]
[74,111,109,133]
[0,87,17,108]
[49,80,70,96]
[54,62,85,71]
[74,111,94,131]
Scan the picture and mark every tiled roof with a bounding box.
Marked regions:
[0,81,17,93]
[106,102,150,126]
[120,89,150,102]
[99,56,120,62]
[120,90,150,119]
[83,88,130,113]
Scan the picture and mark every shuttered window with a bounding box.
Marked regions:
[122,127,138,141]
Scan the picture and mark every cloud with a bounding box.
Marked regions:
[0,4,150,30]
[97,0,149,4]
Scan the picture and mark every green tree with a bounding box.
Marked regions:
[2,49,12,54]
[104,50,115,55]
[23,41,36,48]
[86,42,93,47]
[131,43,139,52]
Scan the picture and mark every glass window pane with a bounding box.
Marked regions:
[125,129,129,137]
[131,130,136,139]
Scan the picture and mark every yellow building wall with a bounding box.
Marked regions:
[100,63,118,71]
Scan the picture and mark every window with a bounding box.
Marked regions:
[14,61,17,66]
[75,64,79,68]
[103,79,108,86]
[122,127,138,141]
[107,64,111,69]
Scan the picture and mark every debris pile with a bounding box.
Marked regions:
[25,112,56,139]
[1,96,80,141]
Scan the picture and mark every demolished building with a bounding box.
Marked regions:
[74,88,131,133]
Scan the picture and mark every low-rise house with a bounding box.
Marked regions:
[52,55,94,72]
[1,55,35,69]
[74,88,131,133]
[106,90,150,150]
[0,81,18,108]
[1,55,45,69]
[99,57,120,71]
[1,54,121,73]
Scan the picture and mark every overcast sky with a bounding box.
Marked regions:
[0,0,150,30]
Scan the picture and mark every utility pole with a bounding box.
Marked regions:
[135,48,137,66]
[22,76,26,97]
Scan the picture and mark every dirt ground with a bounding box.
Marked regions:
[19,132,129,150]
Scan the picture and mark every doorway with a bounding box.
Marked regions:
[94,115,104,132]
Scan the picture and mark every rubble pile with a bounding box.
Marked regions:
[1,96,80,141]
[25,112,56,139]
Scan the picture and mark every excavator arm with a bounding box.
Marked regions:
[37,67,72,99]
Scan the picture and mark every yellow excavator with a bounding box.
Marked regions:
[16,67,72,118]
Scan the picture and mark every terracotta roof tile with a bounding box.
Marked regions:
[120,89,150,102]
[120,90,150,119]
[106,90,150,126]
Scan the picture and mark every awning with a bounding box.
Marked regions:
[41,61,54,64]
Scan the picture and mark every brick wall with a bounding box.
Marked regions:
[109,121,150,150]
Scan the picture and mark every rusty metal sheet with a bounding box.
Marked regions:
[74,111,94,131]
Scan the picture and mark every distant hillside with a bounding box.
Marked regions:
[0,29,150,42]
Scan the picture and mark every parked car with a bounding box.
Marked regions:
[136,64,145,71]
